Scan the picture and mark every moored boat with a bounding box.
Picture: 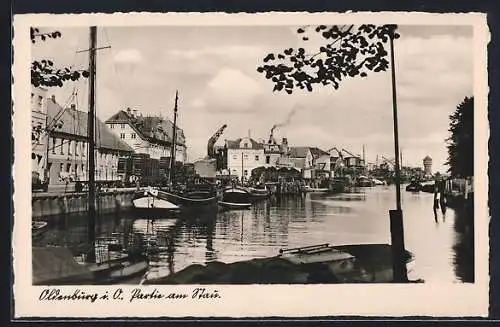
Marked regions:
[132,189,180,217]
[301,185,329,193]
[278,243,414,283]
[218,201,252,210]
[157,189,218,207]
[328,177,348,194]
[33,244,149,285]
[356,176,374,187]
[32,220,49,238]
[405,181,422,192]
[222,186,252,204]
[247,186,271,200]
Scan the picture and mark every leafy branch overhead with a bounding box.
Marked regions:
[257,24,399,94]
[31,27,89,87]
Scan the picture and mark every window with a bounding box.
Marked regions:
[255,155,259,161]
[110,124,114,129]
[60,138,64,154]
[66,163,71,172]
[59,163,64,173]
[244,170,248,176]
[244,143,248,148]
[266,156,270,164]
[121,124,126,129]
[68,140,72,155]
[52,137,56,154]
[244,154,248,160]
[37,95,43,106]
[120,133,125,139]
[131,133,136,139]
[232,154,238,160]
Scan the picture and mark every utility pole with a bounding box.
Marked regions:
[389,28,408,282]
[241,152,244,184]
[86,26,97,263]
[169,91,179,187]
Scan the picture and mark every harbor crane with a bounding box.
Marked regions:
[382,156,395,165]
[341,148,362,160]
[206,124,227,159]
[327,147,345,176]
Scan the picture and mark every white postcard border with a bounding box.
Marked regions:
[12,11,490,318]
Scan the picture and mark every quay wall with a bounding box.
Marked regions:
[32,188,141,219]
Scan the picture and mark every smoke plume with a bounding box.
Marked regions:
[271,104,304,134]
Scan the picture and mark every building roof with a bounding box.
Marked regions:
[226,138,264,150]
[105,109,186,147]
[46,98,133,152]
[423,155,432,161]
[288,146,310,158]
[309,147,330,158]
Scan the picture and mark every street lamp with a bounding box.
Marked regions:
[388,27,408,283]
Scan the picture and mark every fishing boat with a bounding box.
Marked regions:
[32,26,149,285]
[132,188,180,217]
[155,91,218,208]
[222,185,252,204]
[156,189,217,207]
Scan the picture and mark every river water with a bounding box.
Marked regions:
[35,185,474,283]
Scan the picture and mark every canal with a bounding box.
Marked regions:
[34,185,474,283]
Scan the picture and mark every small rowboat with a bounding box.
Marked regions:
[32,221,49,238]
[218,201,252,210]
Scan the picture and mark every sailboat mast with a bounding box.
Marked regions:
[86,26,97,263]
[169,90,179,185]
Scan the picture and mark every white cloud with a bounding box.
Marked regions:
[167,45,264,60]
[202,68,264,112]
[113,48,143,64]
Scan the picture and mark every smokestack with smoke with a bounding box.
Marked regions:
[269,104,304,143]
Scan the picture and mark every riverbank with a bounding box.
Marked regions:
[32,188,143,219]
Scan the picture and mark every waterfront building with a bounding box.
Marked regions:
[423,155,433,177]
[31,86,49,183]
[226,137,265,181]
[45,97,133,185]
[105,108,187,163]
[288,147,314,179]
[309,147,331,178]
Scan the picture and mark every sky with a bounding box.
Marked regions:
[31,24,473,172]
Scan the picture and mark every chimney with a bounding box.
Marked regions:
[70,104,76,110]
[126,107,132,116]
[51,95,56,102]
[282,137,288,145]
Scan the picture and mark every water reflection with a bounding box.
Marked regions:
[34,185,474,283]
